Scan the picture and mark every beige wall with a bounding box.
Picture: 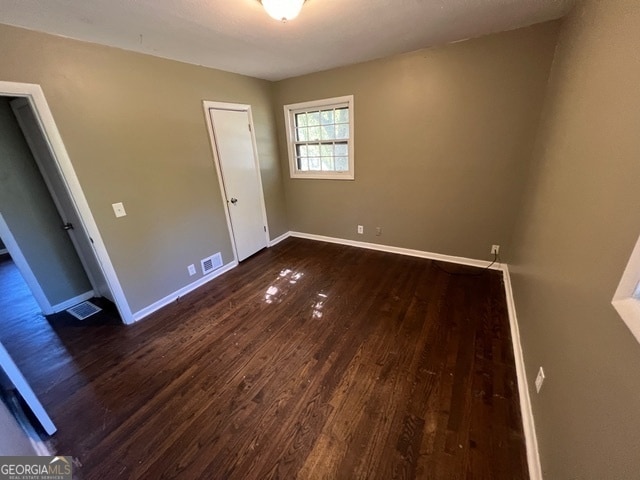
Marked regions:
[272,22,560,261]
[0,98,92,305]
[0,24,288,313]
[4,5,640,476]
[510,1,640,477]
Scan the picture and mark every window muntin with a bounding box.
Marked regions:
[284,96,354,179]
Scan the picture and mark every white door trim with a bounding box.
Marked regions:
[10,97,104,298]
[202,100,270,262]
[0,81,134,324]
[0,213,53,315]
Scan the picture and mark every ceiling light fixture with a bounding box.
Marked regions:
[261,0,306,22]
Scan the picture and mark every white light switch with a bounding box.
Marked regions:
[112,202,127,218]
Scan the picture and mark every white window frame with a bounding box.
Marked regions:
[612,232,640,345]
[284,95,354,180]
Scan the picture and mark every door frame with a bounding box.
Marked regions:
[202,101,270,263]
[0,81,134,323]
[10,97,106,301]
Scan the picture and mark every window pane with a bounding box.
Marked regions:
[297,157,309,171]
[335,156,349,171]
[307,144,320,157]
[308,126,321,141]
[296,127,308,141]
[335,142,348,156]
[295,113,308,127]
[296,144,308,157]
[321,157,334,171]
[320,110,335,125]
[320,144,333,157]
[335,107,349,123]
[307,111,320,126]
[286,97,353,179]
[335,123,349,138]
[320,125,336,140]
[309,157,321,170]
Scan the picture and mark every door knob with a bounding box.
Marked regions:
[230,198,238,204]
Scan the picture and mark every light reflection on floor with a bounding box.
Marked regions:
[263,268,326,318]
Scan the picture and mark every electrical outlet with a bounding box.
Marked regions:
[376,227,382,236]
[188,264,196,276]
[491,244,500,255]
[357,225,364,235]
[112,202,127,218]
[535,367,545,393]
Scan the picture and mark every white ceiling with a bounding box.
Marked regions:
[0,0,574,81]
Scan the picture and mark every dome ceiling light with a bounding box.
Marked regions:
[261,0,306,22]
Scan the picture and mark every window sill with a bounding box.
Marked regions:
[291,173,354,180]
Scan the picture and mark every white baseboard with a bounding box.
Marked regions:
[502,265,542,480]
[284,231,539,476]
[132,261,238,323]
[51,290,95,313]
[269,231,291,247]
[288,231,502,270]
[126,231,540,476]
[129,230,284,323]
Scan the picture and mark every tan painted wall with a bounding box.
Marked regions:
[0,24,288,313]
[272,22,560,261]
[6,6,639,475]
[0,98,92,305]
[510,1,640,477]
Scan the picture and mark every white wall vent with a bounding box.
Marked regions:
[66,301,102,320]
[201,252,223,275]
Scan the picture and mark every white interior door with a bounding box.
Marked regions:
[10,97,114,302]
[208,107,268,261]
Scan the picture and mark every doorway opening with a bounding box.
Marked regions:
[0,82,131,442]
[0,81,132,324]
[0,96,116,322]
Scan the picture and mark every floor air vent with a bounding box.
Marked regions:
[201,252,223,275]
[66,301,102,320]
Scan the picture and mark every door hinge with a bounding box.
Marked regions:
[248,124,252,132]
[264,226,266,232]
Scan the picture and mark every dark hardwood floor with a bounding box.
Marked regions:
[0,238,528,479]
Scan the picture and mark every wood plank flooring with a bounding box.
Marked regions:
[0,238,528,479]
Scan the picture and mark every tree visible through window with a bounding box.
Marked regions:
[284,96,354,179]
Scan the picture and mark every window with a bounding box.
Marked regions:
[612,233,640,345]
[284,95,354,180]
